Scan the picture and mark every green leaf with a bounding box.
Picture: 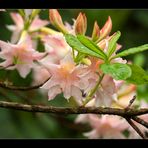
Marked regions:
[113,44,148,58]
[126,64,148,85]
[75,52,86,63]
[107,31,121,57]
[77,35,107,60]
[65,34,106,59]
[100,63,132,80]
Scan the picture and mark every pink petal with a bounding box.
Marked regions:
[29,16,49,31]
[96,89,113,107]
[83,129,99,139]
[10,29,21,44]
[48,85,62,100]
[71,85,83,102]
[0,40,12,51]
[16,64,32,78]
[0,59,13,68]
[102,75,116,95]
[63,81,71,99]
[41,77,59,90]
[32,52,46,60]
[10,13,24,29]
[60,52,75,66]
[18,34,33,49]
[75,114,89,124]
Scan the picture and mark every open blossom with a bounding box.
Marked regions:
[7,12,49,43]
[95,75,117,107]
[76,114,129,139]
[32,64,51,85]
[82,57,117,107]
[40,52,91,104]
[0,34,45,78]
[42,33,70,63]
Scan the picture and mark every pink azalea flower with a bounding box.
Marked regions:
[76,114,129,139]
[40,52,90,104]
[32,64,51,85]
[82,58,116,107]
[7,12,49,43]
[42,34,70,63]
[95,75,117,107]
[0,35,45,78]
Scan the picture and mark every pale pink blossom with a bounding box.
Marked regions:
[7,12,49,43]
[0,35,45,78]
[32,64,51,85]
[40,52,90,104]
[95,75,117,107]
[82,58,102,94]
[76,114,129,139]
[42,34,70,63]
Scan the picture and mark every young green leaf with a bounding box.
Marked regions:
[126,64,148,85]
[77,35,107,60]
[112,44,148,58]
[107,31,121,57]
[100,63,132,80]
[75,52,86,63]
[65,34,105,59]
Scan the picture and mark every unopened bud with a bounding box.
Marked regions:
[75,12,87,35]
[92,21,100,42]
[98,16,112,42]
[49,9,68,34]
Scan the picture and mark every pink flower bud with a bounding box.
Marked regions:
[92,21,100,42]
[99,16,112,41]
[49,9,67,34]
[74,12,87,35]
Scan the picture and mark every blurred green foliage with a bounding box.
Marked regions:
[0,9,148,138]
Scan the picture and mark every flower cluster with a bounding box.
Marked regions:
[0,9,147,139]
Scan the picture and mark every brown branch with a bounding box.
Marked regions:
[132,116,148,129]
[0,101,148,117]
[0,78,50,91]
[125,95,136,111]
[125,118,146,139]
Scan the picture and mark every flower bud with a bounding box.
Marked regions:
[49,9,68,34]
[74,12,87,35]
[92,21,100,42]
[98,16,112,41]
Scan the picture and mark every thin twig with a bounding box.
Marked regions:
[125,118,146,139]
[132,116,148,129]
[125,95,136,111]
[0,78,50,91]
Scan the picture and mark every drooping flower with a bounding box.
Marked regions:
[81,57,117,107]
[40,52,90,104]
[76,114,129,139]
[7,12,49,43]
[0,34,45,78]
[95,75,117,107]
